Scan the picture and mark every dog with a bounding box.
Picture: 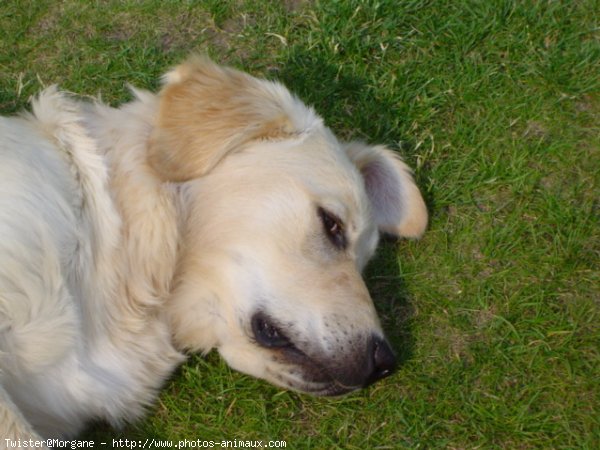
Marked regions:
[0,56,427,442]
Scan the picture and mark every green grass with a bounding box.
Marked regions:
[1,0,598,448]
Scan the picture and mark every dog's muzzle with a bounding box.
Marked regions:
[250,311,397,395]
[306,334,397,396]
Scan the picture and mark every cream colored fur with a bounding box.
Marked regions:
[0,56,427,441]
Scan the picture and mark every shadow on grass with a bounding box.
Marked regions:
[364,239,416,367]
[277,49,405,144]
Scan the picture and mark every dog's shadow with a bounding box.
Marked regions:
[362,239,415,365]
[273,50,402,143]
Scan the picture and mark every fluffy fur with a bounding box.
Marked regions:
[0,56,427,442]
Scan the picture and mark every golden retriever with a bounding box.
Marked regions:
[0,56,427,442]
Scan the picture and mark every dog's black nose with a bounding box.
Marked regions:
[365,336,397,387]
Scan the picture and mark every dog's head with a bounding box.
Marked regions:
[150,56,427,395]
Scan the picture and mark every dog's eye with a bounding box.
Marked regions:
[318,207,347,250]
[251,312,291,348]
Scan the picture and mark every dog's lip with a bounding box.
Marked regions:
[291,377,362,396]
[269,368,360,396]
[266,348,365,396]
[307,381,361,396]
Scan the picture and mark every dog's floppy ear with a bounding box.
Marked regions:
[148,55,320,182]
[345,142,428,238]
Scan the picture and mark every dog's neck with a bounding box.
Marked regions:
[71,96,187,419]
[81,93,183,321]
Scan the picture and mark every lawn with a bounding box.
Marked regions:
[1,0,598,448]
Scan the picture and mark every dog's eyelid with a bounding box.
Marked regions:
[317,206,347,250]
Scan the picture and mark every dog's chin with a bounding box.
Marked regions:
[265,367,361,397]
[305,383,359,397]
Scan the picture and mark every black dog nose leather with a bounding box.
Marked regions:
[364,336,397,387]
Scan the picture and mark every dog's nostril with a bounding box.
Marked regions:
[365,336,397,386]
